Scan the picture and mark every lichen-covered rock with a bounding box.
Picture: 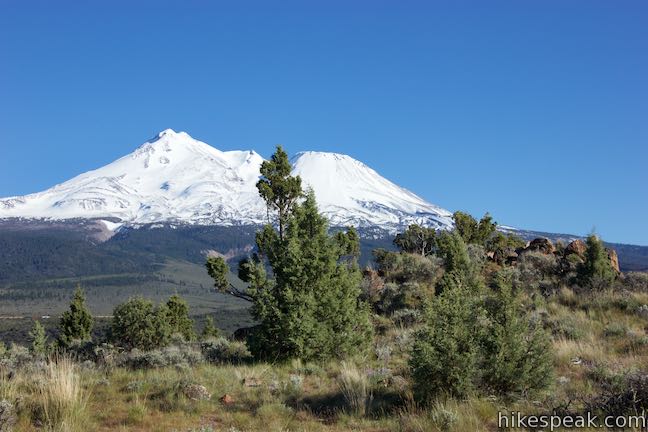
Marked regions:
[183,384,211,401]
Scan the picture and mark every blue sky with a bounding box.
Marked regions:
[0,1,646,244]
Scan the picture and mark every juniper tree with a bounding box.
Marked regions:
[480,271,553,396]
[207,146,371,361]
[453,211,497,246]
[112,297,171,350]
[164,294,196,341]
[410,272,480,403]
[29,320,48,356]
[256,145,302,240]
[578,234,617,289]
[201,316,220,339]
[58,286,93,347]
[393,224,437,256]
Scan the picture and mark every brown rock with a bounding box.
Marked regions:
[219,394,234,405]
[525,237,556,255]
[565,239,587,258]
[607,248,620,274]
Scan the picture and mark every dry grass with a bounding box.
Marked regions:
[337,361,372,417]
[32,356,90,431]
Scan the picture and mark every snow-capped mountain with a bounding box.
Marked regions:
[0,129,453,232]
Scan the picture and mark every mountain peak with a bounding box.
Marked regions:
[0,131,453,232]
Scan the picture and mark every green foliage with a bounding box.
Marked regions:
[58,286,93,347]
[163,294,196,341]
[200,337,252,364]
[205,256,229,292]
[248,190,372,361]
[393,224,437,256]
[435,231,482,294]
[410,273,480,403]
[201,316,220,339]
[256,144,303,240]
[29,320,48,356]
[486,231,525,265]
[111,297,172,350]
[372,249,441,284]
[578,234,617,289]
[452,211,497,246]
[480,271,553,396]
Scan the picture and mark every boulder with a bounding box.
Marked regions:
[565,240,587,258]
[219,394,234,405]
[525,237,556,255]
[183,384,211,401]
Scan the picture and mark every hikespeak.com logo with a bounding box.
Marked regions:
[498,411,647,430]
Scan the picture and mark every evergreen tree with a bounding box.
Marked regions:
[249,191,372,360]
[201,316,220,339]
[578,234,617,289]
[112,297,171,350]
[58,286,93,347]
[480,271,553,396]
[410,273,479,403]
[29,320,48,356]
[393,224,437,256]
[207,146,372,361]
[453,211,497,245]
[256,145,302,240]
[164,294,196,341]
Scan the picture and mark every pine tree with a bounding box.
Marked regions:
[29,320,48,356]
[578,234,617,289]
[58,285,93,347]
[164,294,196,341]
[480,271,553,396]
[201,316,220,339]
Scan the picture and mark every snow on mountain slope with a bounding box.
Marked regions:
[292,152,453,230]
[0,129,453,232]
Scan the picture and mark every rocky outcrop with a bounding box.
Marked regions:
[565,239,587,258]
[608,248,620,274]
[525,237,556,255]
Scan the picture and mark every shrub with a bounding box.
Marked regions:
[391,308,422,327]
[621,272,648,292]
[120,345,203,369]
[603,323,628,338]
[200,337,251,364]
[201,316,220,339]
[112,297,171,350]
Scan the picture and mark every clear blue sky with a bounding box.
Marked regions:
[1,1,646,244]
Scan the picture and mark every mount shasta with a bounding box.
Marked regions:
[0,129,453,233]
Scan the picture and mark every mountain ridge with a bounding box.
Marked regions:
[0,129,453,233]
